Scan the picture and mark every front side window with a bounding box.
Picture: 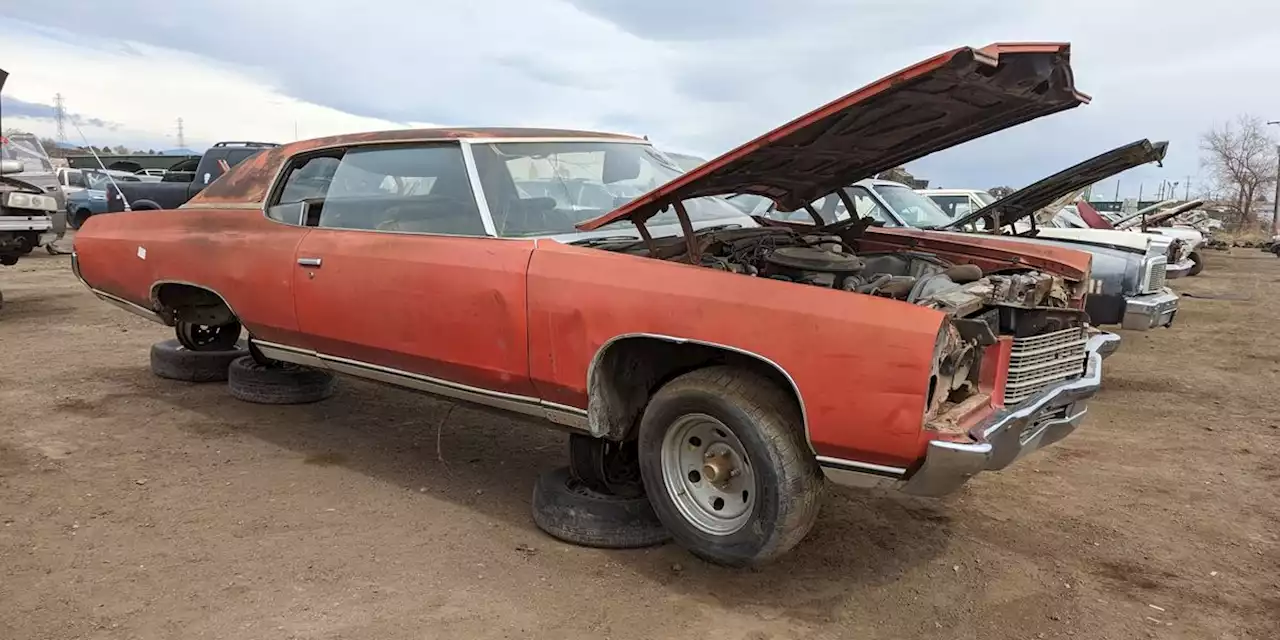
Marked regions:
[267,144,484,235]
[470,141,744,237]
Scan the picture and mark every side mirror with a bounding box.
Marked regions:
[0,159,23,175]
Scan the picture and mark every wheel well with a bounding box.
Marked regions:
[587,336,807,445]
[151,282,236,326]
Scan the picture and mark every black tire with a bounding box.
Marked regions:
[150,338,247,382]
[227,356,335,404]
[637,366,823,567]
[131,199,163,211]
[70,208,92,230]
[1188,251,1204,277]
[531,466,671,549]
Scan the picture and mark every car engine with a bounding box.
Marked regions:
[689,228,1071,314]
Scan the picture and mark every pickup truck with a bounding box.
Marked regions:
[105,141,277,212]
[73,44,1122,566]
[1,69,66,280]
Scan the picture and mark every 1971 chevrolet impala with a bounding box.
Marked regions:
[73,43,1120,565]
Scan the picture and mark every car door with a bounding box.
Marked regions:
[285,142,537,398]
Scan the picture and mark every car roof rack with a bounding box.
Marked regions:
[211,141,279,148]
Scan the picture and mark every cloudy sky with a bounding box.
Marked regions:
[2,0,1277,198]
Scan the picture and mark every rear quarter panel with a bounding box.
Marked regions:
[74,209,308,343]
[526,241,945,467]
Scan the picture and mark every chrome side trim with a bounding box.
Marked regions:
[815,455,907,478]
[91,289,165,324]
[252,340,325,368]
[459,141,499,237]
[249,339,590,432]
[179,202,264,210]
[585,333,813,452]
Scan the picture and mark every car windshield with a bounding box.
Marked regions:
[472,141,747,237]
[1,135,54,173]
[975,191,997,205]
[83,170,140,190]
[871,184,954,228]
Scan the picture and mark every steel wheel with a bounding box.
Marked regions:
[176,320,241,352]
[660,413,756,536]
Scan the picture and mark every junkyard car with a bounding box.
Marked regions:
[922,140,1183,330]
[73,43,1120,565]
[1108,200,1207,276]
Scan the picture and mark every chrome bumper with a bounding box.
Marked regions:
[1121,288,1179,331]
[1165,259,1194,279]
[0,214,54,232]
[897,332,1121,497]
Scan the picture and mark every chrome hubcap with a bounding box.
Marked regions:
[660,414,755,535]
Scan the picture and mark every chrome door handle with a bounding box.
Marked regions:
[297,257,322,267]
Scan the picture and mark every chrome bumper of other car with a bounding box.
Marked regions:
[896,332,1120,497]
[0,213,54,232]
[1121,288,1179,330]
[818,332,1121,496]
[1165,258,1194,279]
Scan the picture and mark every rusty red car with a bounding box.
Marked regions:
[73,42,1120,566]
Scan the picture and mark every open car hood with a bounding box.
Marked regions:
[1114,199,1206,229]
[578,42,1089,231]
[946,139,1168,230]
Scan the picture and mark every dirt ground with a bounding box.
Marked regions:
[1,245,1277,640]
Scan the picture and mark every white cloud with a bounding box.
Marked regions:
[0,20,430,150]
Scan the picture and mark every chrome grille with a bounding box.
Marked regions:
[1146,259,1167,290]
[1146,257,1167,292]
[1004,327,1088,405]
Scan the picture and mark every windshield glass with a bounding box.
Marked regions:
[872,184,953,227]
[975,191,997,205]
[83,170,140,190]
[472,141,746,237]
[1,134,54,173]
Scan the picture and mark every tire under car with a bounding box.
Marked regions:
[149,338,247,382]
[227,356,336,405]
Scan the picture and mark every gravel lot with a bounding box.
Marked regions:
[2,247,1277,640]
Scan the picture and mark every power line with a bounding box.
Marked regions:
[53,93,66,143]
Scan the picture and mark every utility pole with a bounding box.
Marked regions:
[1138,183,1144,203]
[1185,176,1191,200]
[176,117,186,149]
[1268,121,1280,235]
[1113,181,1120,201]
[53,93,67,143]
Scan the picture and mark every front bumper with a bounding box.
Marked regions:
[898,332,1121,497]
[1121,288,1179,331]
[1166,258,1194,279]
[0,213,54,232]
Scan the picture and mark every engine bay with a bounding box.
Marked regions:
[611,227,1072,316]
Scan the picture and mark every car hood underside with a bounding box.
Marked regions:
[579,42,1089,231]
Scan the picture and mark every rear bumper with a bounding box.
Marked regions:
[1121,289,1178,330]
[898,332,1120,497]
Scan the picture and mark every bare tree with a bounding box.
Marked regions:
[1199,114,1277,228]
[987,186,1015,198]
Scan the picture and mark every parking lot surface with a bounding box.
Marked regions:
[1,249,1277,639]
